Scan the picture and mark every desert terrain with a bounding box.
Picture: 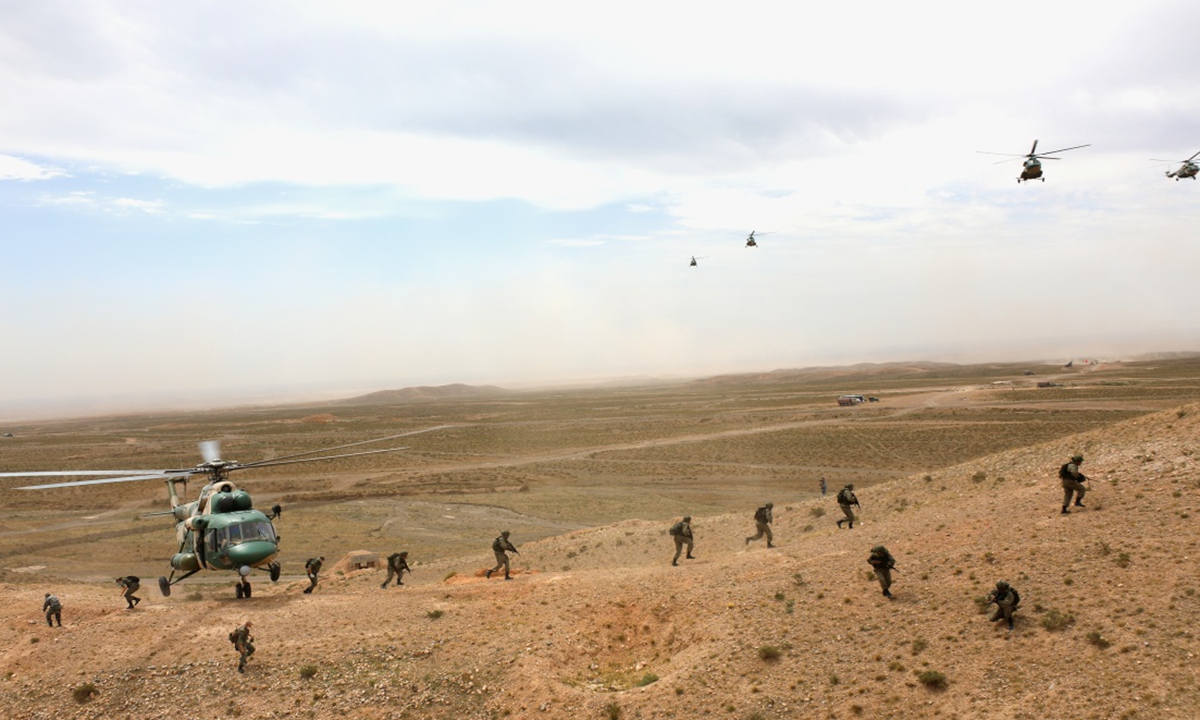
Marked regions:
[2,357,1199,719]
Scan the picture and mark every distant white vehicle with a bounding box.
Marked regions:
[837,394,865,406]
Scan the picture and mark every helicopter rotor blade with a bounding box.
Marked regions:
[15,471,198,490]
[198,440,221,464]
[991,158,1022,165]
[237,446,411,470]
[1035,144,1090,157]
[977,151,1028,158]
[1186,150,1200,163]
[236,425,451,468]
[0,469,181,478]
[1030,139,1038,156]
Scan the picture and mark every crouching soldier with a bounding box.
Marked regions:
[745,502,774,548]
[381,551,411,588]
[1059,454,1088,514]
[986,580,1021,631]
[669,516,694,566]
[43,593,62,627]
[232,620,255,673]
[116,575,141,609]
[867,545,896,598]
[303,556,324,594]
[486,531,519,580]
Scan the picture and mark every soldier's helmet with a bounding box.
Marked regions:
[683,516,692,522]
[501,530,511,537]
[871,545,885,554]
[995,580,1010,592]
[45,592,50,598]
[400,551,408,556]
[1071,454,1084,463]
[845,483,854,490]
[765,502,773,508]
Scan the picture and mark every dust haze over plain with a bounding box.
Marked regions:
[1,1,1199,420]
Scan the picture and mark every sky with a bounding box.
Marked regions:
[2,0,1200,419]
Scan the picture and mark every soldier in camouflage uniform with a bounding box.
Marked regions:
[835,484,860,529]
[745,503,774,548]
[381,551,411,588]
[303,556,324,594]
[669,516,694,566]
[233,620,255,673]
[1059,454,1088,514]
[116,575,141,609]
[867,545,896,598]
[43,593,62,627]
[486,531,518,580]
[986,580,1021,631]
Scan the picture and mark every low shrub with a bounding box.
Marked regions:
[427,610,444,620]
[917,670,947,689]
[72,683,98,703]
[1041,609,1074,632]
[637,673,658,686]
[603,701,622,719]
[299,664,318,679]
[758,646,782,661]
[1086,631,1111,649]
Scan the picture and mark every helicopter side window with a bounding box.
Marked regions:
[227,524,243,545]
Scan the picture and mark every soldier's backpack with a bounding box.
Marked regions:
[304,558,316,570]
[668,521,684,536]
[1058,463,1073,481]
[837,489,853,505]
[228,630,238,646]
[1011,588,1021,609]
[125,575,140,584]
[47,596,61,611]
[754,506,769,523]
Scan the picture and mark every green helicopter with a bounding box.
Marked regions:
[1,427,446,598]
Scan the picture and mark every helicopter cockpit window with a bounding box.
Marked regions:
[226,524,243,544]
[242,521,277,542]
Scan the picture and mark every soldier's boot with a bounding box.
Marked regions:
[686,554,695,560]
[745,537,751,546]
[836,519,844,529]
[396,580,404,586]
[767,542,775,548]
[1074,501,1085,508]
[671,560,678,567]
[504,575,512,581]
[1061,506,1070,514]
[133,596,140,607]
[848,522,854,529]
[485,569,493,579]
[381,581,388,589]
[883,589,893,598]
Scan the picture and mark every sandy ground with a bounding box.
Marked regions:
[2,395,1199,719]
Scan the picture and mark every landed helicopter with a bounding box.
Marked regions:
[744,230,773,247]
[689,255,709,267]
[1151,151,1199,180]
[977,140,1090,183]
[0,428,442,598]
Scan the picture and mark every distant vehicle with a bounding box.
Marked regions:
[1151,151,1199,180]
[1023,371,1036,376]
[1037,381,1062,388]
[977,139,1090,183]
[838,394,866,406]
[867,396,880,402]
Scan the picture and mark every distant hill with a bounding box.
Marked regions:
[335,383,509,405]
[688,361,967,386]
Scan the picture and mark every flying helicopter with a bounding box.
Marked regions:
[689,255,709,267]
[977,140,1090,183]
[1151,151,1199,180]
[744,230,773,247]
[0,427,444,598]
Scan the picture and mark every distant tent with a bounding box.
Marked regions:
[1064,360,1074,368]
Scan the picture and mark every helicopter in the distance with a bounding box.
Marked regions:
[977,140,1090,183]
[689,255,709,267]
[1151,151,1199,180]
[0,428,443,598]
[744,230,773,247]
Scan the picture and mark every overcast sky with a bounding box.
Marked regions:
[2,1,1199,418]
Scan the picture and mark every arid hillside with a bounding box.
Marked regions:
[2,397,1198,720]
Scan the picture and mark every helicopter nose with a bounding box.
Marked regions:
[226,540,277,567]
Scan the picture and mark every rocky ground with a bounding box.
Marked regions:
[2,402,1198,720]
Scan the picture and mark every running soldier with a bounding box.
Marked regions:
[745,503,774,548]
[820,476,827,496]
[43,593,62,627]
[486,531,518,580]
[986,580,1021,631]
[669,516,694,566]
[381,551,411,588]
[303,556,324,594]
[116,575,141,609]
[232,620,255,673]
[1059,454,1088,514]
[836,484,860,529]
[867,545,896,598]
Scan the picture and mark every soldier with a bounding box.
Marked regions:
[867,545,896,598]
[745,503,774,548]
[116,575,141,609]
[986,580,1021,631]
[820,476,827,496]
[486,531,519,580]
[232,620,255,673]
[669,516,694,566]
[303,556,324,594]
[43,592,62,627]
[1059,454,1089,514]
[835,484,860,529]
[381,551,411,588]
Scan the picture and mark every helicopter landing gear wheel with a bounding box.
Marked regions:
[269,562,281,582]
[235,583,244,599]
[159,576,171,597]
[243,581,252,598]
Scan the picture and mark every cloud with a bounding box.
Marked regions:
[0,154,65,180]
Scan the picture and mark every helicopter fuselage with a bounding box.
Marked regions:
[167,480,279,576]
[1168,162,1198,180]
[1020,158,1043,182]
